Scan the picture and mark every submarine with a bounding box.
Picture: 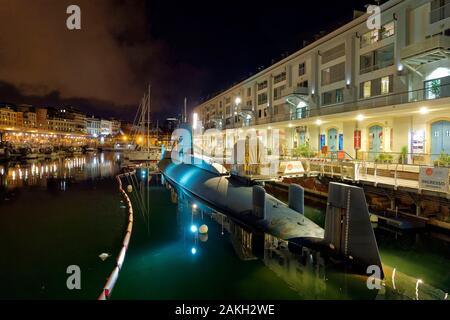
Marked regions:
[158,126,384,277]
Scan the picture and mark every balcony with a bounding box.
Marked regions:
[401,35,450,75]
[215,83,450,130]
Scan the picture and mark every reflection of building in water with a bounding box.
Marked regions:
[0,154,118,190]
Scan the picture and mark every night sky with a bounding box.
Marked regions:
[0,0,381,122]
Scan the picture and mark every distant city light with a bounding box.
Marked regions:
[191,247,197,255]
[235,97,242,105]
[190,225,198,233]
[356,114,365,121]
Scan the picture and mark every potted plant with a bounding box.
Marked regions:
[398,146,408,164]
[434,153,450,167]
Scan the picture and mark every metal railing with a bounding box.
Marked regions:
[430,2,450,24]
[207,83,450,130]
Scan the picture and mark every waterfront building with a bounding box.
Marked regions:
[86,116,102,137]
[57,106,87,133]
[100,119,113,136]
[0,105,20,127]
[47,118,78,133]
[193,0,450,163]
[17,105,37,128]
[36,107,48,130]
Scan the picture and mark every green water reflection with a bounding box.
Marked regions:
[113,175,450,300]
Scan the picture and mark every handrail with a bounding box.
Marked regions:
[97,170,136,300]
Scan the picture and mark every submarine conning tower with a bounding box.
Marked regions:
[324,182,384,277]
[251,182,383,277]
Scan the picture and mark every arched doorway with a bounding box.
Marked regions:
[328,128,338,152]
[431,120,450,159]
[369,125,383,158]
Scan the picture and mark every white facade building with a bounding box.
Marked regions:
[194,0,450,163]
[86,116,101,137]
[100,119,113,136]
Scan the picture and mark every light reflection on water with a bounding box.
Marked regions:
[114,175,450,300]
[0,152,121,191]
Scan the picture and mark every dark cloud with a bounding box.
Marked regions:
[0,0,206,120]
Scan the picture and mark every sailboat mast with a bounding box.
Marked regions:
[147,85,151,151]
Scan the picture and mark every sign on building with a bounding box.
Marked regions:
[419,167,449,193]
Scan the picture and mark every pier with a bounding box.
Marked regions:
[222,155,450,231]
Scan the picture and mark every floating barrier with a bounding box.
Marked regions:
[98,170,136,300]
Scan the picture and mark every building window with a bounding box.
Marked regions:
[298,80,308,88]
[336,88,344,103]
[321,62,345,86]
[298,62,306,76]
[274,72,286,84]
[247,88,251,97]
[274,105,279,115]
[381,76,390,94]
[360,29,379,48]
[246,100,252,107]
[425,79,442,99]
[363,81,371,98]
[273,86,285,100]
[430,0,450,24]
[258,110,262,118]
[360,43,394,74]
[321,43,345,64]
[360,75,394,98]
[322,88,344,106]
[360,21,395,48]
[257,81,268,91]
[225,97,231,104]
[257,92,268,105]
[226,106,231,114]
[381,21,395,40]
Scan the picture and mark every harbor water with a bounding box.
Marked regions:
[0,155,449,300]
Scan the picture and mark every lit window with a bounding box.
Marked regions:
[363,81,371,98]
[381,76,390,94]
[381,21,395,39]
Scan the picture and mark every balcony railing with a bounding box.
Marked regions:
[207,83,450,130]
[430,2,450,24]
[401,34,450,61]
[359,60,394,75]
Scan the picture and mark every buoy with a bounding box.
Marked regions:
[199,224,208,234]
[127,185,133,193]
